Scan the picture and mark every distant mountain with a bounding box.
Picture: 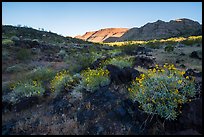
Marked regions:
[75,31,96,41]
[118,18,202,41]
[2,25,90,44]
[74,18,202,43]
[74,28,129,42]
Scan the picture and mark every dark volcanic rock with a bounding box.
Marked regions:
[2,101,13,112]
[122,99,138,114]
[51,96,73,115]
[136,47,152,55]
[171,129,201,135]
[106,65,122,84]
[184,69,202,78]
[106,65,140,84]
[134,56,155,68]
[86,123,105,135]
[14,96,39,112]
[196,44,201,47]
[2,119,16,135]
[77,86,118,124]
[179,98,202,132]
[89,57,109,69]
[175,59,180,64]
[115,106,127,118]
[77,110,96,124]
[180,64,186,68]
[164,98,202,134]
[179,52,186,56]
[121,67,140,83]
[189,51,201,60]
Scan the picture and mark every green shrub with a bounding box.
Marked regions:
[164,45,174,52]
[121,44,139,54]
[7,80,45,103]
[108,49,122,57]
[128,64,197,120]
[16,49,31,61]
[58,49,67,59]
[2,81,13,95]
[65,53,94,74]
[50,69,78,94]
[102,56,133,69]
[11,36,20,41]
[26,67,55,82]
[90,51,103,61]
[146,40,161,49]
[5,64,24,73]
[2,39,14,46]
[2,50,9,60]
[81,67,110,92]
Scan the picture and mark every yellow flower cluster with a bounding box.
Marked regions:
[10,80,41,91]
[8,80,45,103]
[81,67,110,91]
[82,67,109,81]
[50,69,70,92]
[163,63,176,70]
[10,81,20,90]
[128,63,196,120]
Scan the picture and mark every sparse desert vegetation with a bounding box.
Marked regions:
[2,22,202,135]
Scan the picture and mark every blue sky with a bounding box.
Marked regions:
[2,2,202,37]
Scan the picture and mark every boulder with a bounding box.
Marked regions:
[196,44,201,47]
[89,57,109,69]
[121,67,140,83]
[106,65,123,84]
[164,98,202,134]
[179,52,185,56]
[184,69,202,78]
[189,51,201,60]
[2,101,13,113]
[106,65,140,84]
[180,64,186,68]
[134,56,155,69]
[175,59,180,64]
[14,96,39,112]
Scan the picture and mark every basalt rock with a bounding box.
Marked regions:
[134,56,155,69]
[14,96,39,112]
[106,65,140,84]
[189,51,201,60]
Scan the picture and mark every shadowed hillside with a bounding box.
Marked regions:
[2,25,91,45]
[118,18,202,41]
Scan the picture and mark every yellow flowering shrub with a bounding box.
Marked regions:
[81,67,110,92]
[7,80,45,103]
[128,63,196,120]
[50,69,75,93]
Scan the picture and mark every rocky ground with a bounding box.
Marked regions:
[2,41,202,135]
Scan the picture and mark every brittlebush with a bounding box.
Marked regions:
[81,67,110,92]
[128,63,196,120]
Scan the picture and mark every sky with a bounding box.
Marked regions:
[2,2,202,37]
